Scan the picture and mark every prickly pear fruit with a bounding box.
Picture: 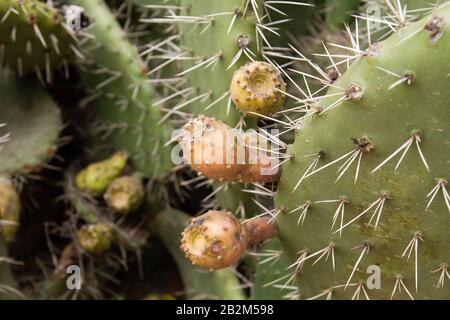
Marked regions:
[230,61,286,117]
[181,210,249,270]
[174,0,263,125]
[178,115,280,183]
[0,0,77,80]
[244,217,277,246]
[75,151,128,195]
[275,5,450,299]
[104,176,144,214]
[77,223,113,254]
[0,178,20,243]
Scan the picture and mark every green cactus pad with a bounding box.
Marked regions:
[69,0,173,178]
[251,238,293,300]
[0,0,76,80]
[0,71,61,175]
[325,0,360,30]
[275,5,450,299]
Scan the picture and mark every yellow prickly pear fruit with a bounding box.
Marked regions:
[230,61,286,117]
[144,293,176,300]
[75,151,128,195]
[104,176,145,215]
[180,210,249,271]
[77,223,113,254]
[0,178,20,243]
[178,115,245,181]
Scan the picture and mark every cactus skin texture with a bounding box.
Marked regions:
[77,223,113,254]
[75,151,128,195]
[230,61,286,117]
[0,71,61,175]
[68,0,173,178]
[275,5,450,299]
[0,178,20,243]
[104,175,145,214]
[0,0,76,80]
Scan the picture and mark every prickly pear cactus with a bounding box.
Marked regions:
[0,0,77,81]
[230,61,286,117]
[275,4,450,299]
